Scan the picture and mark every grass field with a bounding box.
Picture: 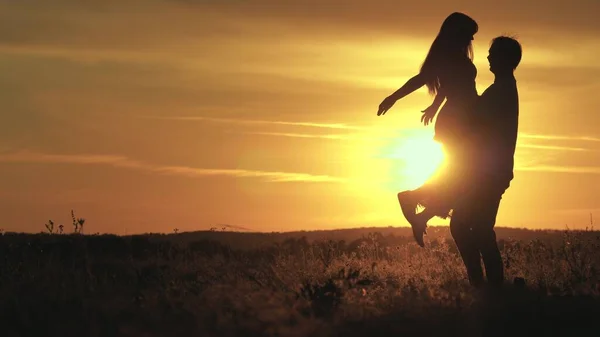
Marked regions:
[1,226,599,337]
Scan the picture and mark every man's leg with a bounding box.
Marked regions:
[450,206,484,287]
[471,191,505,287]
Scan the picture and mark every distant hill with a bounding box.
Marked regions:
[153,226,578,250]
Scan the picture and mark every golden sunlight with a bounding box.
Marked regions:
[393,134,446,190]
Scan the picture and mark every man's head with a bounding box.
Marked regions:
[487,36,522,75]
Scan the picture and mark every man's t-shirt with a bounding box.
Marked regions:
[473,74,520,188]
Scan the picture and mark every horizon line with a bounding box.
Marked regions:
[3,224,594,236]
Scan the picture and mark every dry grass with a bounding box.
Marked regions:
[1,228,599,337]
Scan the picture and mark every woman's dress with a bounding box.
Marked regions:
[416,55,480,218]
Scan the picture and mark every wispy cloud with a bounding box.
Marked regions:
[0,152,146,167]
[240,130,598,152]
[518,144,591,152]
[146,117,600,146]
[138,116,366,130]
[0,151,346,183]
[238,131,372,141]
[516,165,600,174]
[520,133,600,142]
[137,116,600,145]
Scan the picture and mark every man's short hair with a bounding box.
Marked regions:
[491,36,522,70]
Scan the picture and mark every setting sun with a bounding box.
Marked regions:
[393,134,446,190]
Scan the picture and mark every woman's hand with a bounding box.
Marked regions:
[420,105,438,126]
[377,96,396,116]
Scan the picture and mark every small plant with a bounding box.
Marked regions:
[44,220,55,234]
[71,209,86,234]
[58,224,64,234]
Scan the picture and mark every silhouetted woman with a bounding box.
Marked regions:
[377,12,480,246]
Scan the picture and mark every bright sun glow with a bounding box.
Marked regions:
[341,128,447,195]
[393,134,446,190]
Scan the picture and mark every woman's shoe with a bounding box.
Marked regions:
[411,212,428,247]
[398,191,425,246]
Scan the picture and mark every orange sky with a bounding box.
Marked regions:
[1,1,599,234]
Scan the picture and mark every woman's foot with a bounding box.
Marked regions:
[397,191,417,223]
[411,212,429,247]
[398,191,425,246]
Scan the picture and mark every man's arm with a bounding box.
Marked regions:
[487,85,519,177]
[495,88,519,151]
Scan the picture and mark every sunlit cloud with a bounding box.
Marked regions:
[518,144,591,152]
[140,115,430,140]
[516,165,600,174]
[0,151,346,183]
[138,115,366,130]
[0,152,146,168]
[140,116,600,146]
[520,133,600,142]
[153,165,345,183]
[237,128,598,153]
[238,131,372,141]
[0,45,162,64]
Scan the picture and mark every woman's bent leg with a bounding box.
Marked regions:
[397,190,427,247]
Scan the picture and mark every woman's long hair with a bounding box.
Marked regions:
[420,12,479,95]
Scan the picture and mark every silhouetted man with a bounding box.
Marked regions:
[450,36,522,288]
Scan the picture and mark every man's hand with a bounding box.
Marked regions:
[420,105,438,126]
[377,96,396,116]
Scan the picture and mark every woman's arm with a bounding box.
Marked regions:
[421,90,445,126]
[377,73,427,116]
[389,73,427,101]
[427,90,446,112]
